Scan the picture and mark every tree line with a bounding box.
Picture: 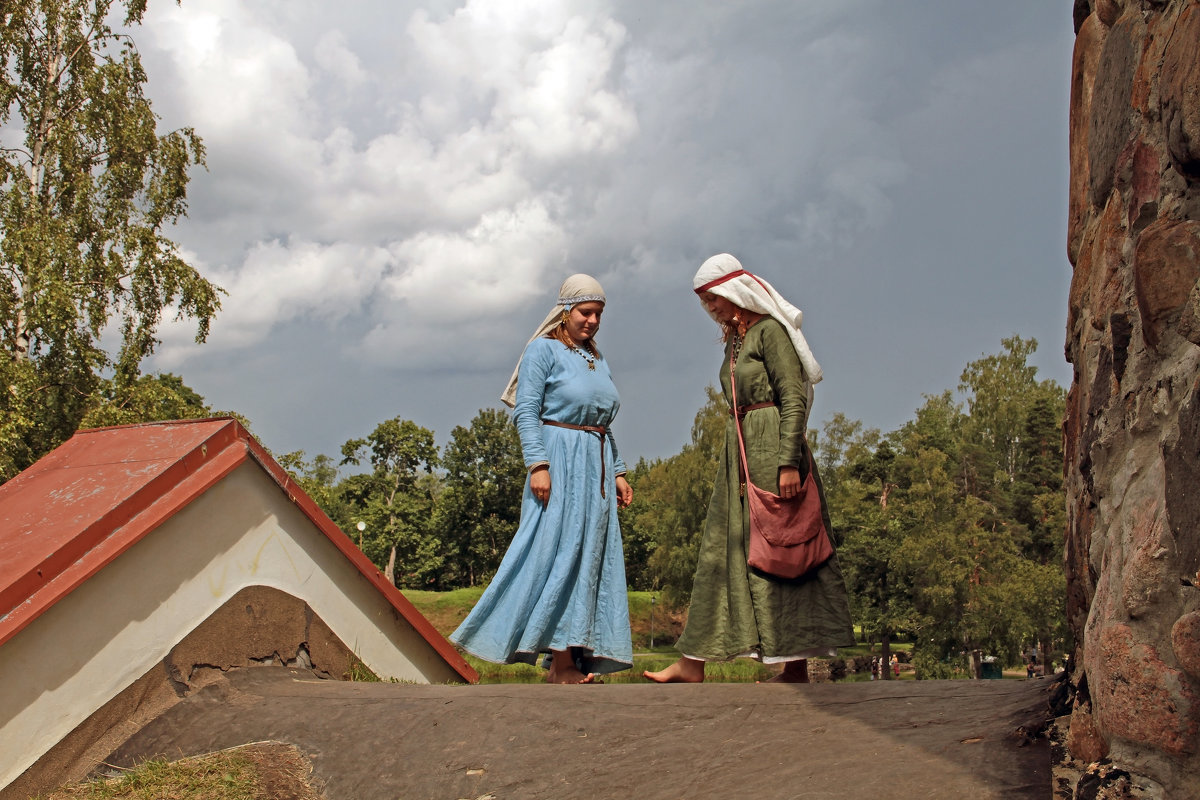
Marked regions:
[216,333,1069,680]
[280,410,527,591]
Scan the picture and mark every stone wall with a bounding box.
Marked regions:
[1066,0,1200,794]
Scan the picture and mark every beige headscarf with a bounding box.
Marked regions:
[500,273,607,408]
[692,253,823,385]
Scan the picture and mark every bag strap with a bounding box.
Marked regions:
[731,347,812,494]
[729,347,753,488]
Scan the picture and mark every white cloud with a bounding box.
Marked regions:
[407,0,637,161]
[314,30,367,88]
[357,198,569,368]
[384,198,566,315]
[155,240,391,364]
[142,0,638,372]
[144,0,315,140]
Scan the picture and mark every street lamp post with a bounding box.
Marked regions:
[650,595,656,650]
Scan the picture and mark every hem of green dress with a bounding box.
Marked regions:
[681,647,839,663]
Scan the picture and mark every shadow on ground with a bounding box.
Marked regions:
[93,666,1055,799]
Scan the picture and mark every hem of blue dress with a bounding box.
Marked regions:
[451,641,633,675]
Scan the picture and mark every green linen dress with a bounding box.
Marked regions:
[675,317,856,661]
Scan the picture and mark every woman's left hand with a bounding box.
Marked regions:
[615,475,633,508]
[778,466,801,499]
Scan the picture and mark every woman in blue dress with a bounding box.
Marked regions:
[450,274,633,684]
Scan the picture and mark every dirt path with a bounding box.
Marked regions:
[102,667,1054,799]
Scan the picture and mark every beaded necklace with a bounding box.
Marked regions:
[567,342,597,370]
[729,330,745,367]
[553,327,598,370]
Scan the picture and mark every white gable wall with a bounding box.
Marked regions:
[0,460,461,791]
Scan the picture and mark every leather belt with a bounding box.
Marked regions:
[541,419,610,498]
[728,401,776,419]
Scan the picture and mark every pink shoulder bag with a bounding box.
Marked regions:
[729,348,834,579]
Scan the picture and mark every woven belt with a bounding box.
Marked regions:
[728,401,776,419]
[541,419,610,498]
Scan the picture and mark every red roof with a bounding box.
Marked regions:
[0,418,476,682]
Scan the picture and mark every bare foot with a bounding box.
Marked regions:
[643,657,705,683]
[547,649,600,684]
[766,659,809,683]
[547,666,599,684]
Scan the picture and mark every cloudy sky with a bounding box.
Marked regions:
[137,0,1076,467]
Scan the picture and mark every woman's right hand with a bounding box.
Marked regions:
[778,465,801,499]
[530,465,551,505]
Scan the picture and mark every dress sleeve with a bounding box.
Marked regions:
[761,321,809,470]
[608,428,627,477]
[512,339,555,469]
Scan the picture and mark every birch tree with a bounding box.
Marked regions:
[0,0,220,479]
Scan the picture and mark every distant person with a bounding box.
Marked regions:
[451,274,633,684]
[892,654,900,677]
[645,254,854,683]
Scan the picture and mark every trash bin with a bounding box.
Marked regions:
[980,658,1002,680]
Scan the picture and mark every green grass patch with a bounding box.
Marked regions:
[38,744,322,800]
[462,652,775,683]
[632,654,773,683]
[403,586,484,635]
[41,753,259,799]
[404,588,932,683]
[403,587,688,651]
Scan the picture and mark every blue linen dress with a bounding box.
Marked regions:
[450,337,633,675]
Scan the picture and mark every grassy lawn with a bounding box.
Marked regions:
[404,589,1037,683]
[408,588,834,683]
[404,588,689,652]
[460,651,776,683]
[406,588,752,682]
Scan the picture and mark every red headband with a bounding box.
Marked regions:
[695,269,747,293]
[695,269,771,295]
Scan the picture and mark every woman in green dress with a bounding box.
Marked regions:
[645,253,854,683]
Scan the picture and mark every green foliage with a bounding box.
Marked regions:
[828,427,913,656]
[277,449,349,525]
[626,386,725,603]
[890,448,1027,665]
[616,458,656,590]
[822,336,1069,676]
[0,0,221,480]
[344,656,381,682]
[431,408,525,588]
[339,417,441,588]
[280,412,523,592]
[910,650,967,681]
[811,411,880,494]
[80,371,210,428]
[956,336,1065,508]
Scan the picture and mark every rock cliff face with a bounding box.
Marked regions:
[1066,1,1200,794]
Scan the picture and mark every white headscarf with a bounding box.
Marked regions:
[692,253,823,385]
[500,273,607,408]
